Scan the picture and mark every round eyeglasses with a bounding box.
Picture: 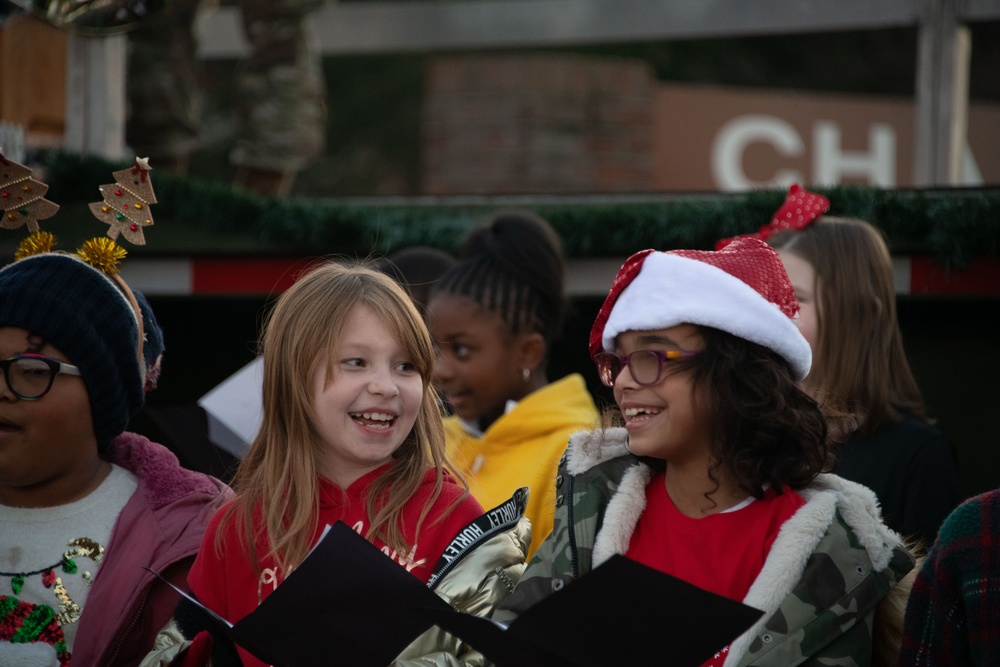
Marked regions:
[593,349,698,387]
[0,354,82,401]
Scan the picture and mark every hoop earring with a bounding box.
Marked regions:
[522,368,530,382]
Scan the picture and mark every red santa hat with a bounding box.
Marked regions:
[589,237,812,380]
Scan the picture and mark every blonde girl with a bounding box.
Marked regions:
[153,262,528,667]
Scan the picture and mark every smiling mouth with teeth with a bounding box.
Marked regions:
[624,407,662,421]
[351,412,396,430]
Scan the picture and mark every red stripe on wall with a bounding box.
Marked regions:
[192,258,323,294]
[910,257,1000,295]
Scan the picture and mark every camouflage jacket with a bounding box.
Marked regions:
[495,428,916,667]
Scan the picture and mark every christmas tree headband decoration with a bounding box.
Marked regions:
[1,152,60,235]
[3,155,160,364]
[89,156,156,246]
[78,156,161,362]
[715,183,830,250]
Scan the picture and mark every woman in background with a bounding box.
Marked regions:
[765,184,961,549]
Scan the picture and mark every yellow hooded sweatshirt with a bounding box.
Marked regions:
[443,373,599,560]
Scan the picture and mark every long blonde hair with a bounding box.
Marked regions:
[219,260,464,574]
[770,217,926,437]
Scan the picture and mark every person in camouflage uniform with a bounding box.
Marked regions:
[227,0,326,195]
[125,0,202,173]
[495,239,916,667]
[127,0,327,196]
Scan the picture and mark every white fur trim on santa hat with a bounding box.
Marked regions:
[601,252,812,380]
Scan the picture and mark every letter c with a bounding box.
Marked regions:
[711,115,804,190]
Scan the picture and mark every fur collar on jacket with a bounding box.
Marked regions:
[105,432,228,510]
[563,426,905,663]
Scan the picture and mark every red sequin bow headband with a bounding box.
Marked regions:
[716,184,830,251]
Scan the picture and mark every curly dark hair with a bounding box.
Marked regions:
[689,327,832,498]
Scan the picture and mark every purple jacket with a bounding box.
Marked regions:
[71,432,232,667]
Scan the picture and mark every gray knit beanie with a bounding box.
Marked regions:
[0,253,145,451]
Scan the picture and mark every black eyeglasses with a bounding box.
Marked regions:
[593,349,698,387]
[0,354,82,401]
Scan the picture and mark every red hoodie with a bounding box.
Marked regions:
[187,465,483,667]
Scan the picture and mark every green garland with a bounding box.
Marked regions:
[28,152,1000,269]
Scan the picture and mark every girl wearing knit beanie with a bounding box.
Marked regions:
[149,261,529,666]
[0,252,232,666]
[494,238,915,667]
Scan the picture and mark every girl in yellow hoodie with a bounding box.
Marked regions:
[427,211,599,559]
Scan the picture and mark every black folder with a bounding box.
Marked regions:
[160,521,763,667]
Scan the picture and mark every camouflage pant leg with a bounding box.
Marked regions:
[229,0,328,173]
[125,0,204,160]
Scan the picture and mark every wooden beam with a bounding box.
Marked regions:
[63,33,127,160]
[197,0,922,59]
[914,0,971,185]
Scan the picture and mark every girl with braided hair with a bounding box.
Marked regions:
[427,211,599,559]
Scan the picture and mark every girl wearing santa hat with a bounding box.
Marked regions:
[495,237,915,667]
